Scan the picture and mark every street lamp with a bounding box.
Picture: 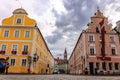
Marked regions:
[33,52,39,70]
[33,53,39,62]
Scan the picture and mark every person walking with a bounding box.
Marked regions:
[5,62,9,74]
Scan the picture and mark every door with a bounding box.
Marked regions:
[89,62,94,74]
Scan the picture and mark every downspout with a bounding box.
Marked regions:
[31,27,36,72]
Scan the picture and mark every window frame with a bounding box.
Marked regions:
[21,59,27,67]
[23,45,29,52]
[102,62,106,71]
[10,58,16,66]
[4,30,9,38]
[1,45,7,51]
[111,44,117,56]
[109,63,112,70]
[12,45,18,51]
[89,44,96,55]
[110,35,115,42]
[90,47,95,55]
[114,63,119,70]
[96,62,100,69]
[16,18,22,24]
[25,31,30,38]
[89,34,94,42]
[14,30,20,38]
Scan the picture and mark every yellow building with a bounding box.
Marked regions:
[0,8,54,74]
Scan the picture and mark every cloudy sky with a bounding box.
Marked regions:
[0,0,120,59]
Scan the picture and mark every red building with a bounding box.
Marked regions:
[69,9,120,75]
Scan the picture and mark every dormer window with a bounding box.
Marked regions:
[16,18,22,24]
[94,13,96,15]
[91,21,93,23]
[96,27,99,33]
[110,35,115,42]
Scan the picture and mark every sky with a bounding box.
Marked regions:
[0,0,120,59]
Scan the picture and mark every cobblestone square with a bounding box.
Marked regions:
[0,75,120,80]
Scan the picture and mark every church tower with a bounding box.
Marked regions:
[64,48,67,60]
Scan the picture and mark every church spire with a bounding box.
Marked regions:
[64,48,67,60]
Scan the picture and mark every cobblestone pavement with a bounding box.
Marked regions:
[0,75,120,80]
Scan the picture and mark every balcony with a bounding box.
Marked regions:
[11,51,17,54]
[22,51,28,55]
[0,51,5,54]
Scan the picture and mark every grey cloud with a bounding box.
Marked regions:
[115,7,120,12]
[54,0,99,33]
[45,0,117,58]
[46,0,100,55]
[46,30,63,44]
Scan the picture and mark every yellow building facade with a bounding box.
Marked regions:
[0,8,54,74]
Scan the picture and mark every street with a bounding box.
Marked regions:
[0,75,120,80]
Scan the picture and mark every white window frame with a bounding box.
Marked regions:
[16,18,22,24]
[10,58,16,67]
[14,30,20,38]
[4,30,9,38]
[21,58,27,67]
[1,44,7,51]
[111,45,117,55]
[25,31,30,38]
[109,35,115,42]
[22,45,29,51]
[89,34,95,41]
[89,44,96,54]
[12,45,18,51]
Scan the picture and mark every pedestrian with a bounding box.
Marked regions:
[5,62,9,74]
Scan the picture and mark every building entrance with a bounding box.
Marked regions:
[89,62,94,74]
[0,58,5,73]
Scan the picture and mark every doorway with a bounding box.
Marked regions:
[89,62,94,74]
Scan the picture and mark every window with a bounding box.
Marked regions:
[12,45,17,51]
[21,59,27,66]
[96,62,100,69]
[91,21,93,23]
[1,45,6,51]
[109,63,112,70]
[111,47,116,55]
[16,18,21,24]
[90,47,95,55]
[10,59,15,66]
[14,31,19,38]
[89,35,94,41]
[23,45,28,51]
[102,62,106,70]
[25,31,30,38]
[110,36,114,42]
[115,63,119,70]
[96,27,99,33]
[4,30,9,37]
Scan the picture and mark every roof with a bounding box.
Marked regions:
[36,26,54,59]
[13,8,28,15]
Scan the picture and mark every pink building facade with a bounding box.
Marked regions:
[69,9,120,75]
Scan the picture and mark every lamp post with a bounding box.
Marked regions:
[33,53,39,62]
[5,57,9,74]
[33,52,39,70]
[28,56,32,73]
